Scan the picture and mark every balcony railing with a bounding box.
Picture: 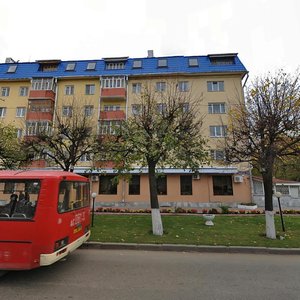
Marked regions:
[29,90,56,100]
[100,110,126,120]
[101,88,126,99]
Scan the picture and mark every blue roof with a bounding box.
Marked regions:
[0,54,248,80]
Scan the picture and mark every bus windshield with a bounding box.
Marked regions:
[0,180,40,219]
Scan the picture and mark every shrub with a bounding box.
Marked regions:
[220,205,230,214]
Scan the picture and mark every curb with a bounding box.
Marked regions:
[82,242,300,255]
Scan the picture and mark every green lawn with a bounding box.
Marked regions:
[90,214,300,248]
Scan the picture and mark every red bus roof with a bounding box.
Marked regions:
[0,170,88,181]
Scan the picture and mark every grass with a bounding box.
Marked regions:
[90,214,300,248]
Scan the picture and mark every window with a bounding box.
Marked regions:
[84,105,93,117]
[156,82,166,92]
[210,150,225,161]
[16,107,26,117]
[65,85,74,95]
[132,83,142,94]
[99,175,117,194]
[86,62,96,70]
[58,181,90,213]
[129,175,140,195]
[212,176,233,195]
[208,103,226,114]
[39,64,57,72]
[85,84,95,95]
[99,120,121,135]
[32,78,53,90]
[102,76,126,88]
[157,103,167,114]
[132,104,142,115]
[209,126,227,137]
[207,81,224,92]
[0,179,40,219]
[157,59,168,68]
[1,87,10,97]
[26,121,51,136]
[7,65,17,73]
[106,62,125,70]
[65,63,76,71]
[19,86,28,96]
[178,81,189,92]
[275,185,289,195]
[180,175,192,195]
[132,60,142,68]
[0,107,6,117]
[17,128,23,138]
[210,57,235,65]
[157,176,167,195]
[104,105,120,111]
[62,106,72,117]
[80,153,92,162]
[188,58,199,67]
[181,103,189,113]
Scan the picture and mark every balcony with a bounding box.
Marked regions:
[101,88,126,99]
[29,90,56,100]
[100,110,126,120]
[26,111,53,121]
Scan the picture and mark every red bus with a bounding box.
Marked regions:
[0,170,91,270]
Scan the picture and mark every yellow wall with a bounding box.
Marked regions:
[92,173,252,205]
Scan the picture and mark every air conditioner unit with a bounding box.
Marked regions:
[192,174,201,180]
[91,175,99,182]
[234,175,243,183]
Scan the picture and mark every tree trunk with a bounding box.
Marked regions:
[262,169,276,239]
[148,161,163,236]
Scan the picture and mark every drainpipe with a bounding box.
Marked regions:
[125,75,128,120]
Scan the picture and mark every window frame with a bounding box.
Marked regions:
[208,102,226,114]
[209,125,227,137]
[65,85,74,95]
[129,175,141,195]
[16,107,26,117]
[180,175,193,195]
[156,176,167,195]
[207,81,225,92]
[19,86,29,97]
[85,84,95,95]
[99,175,118,195]
[1,87,10,97]
[212,175,233,195]
[0,107,7,117]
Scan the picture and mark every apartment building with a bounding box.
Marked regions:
[0,52,251,208]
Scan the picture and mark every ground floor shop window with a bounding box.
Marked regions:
[157,176,167,195]
[129,175,140,195]
[180,175,192,195]
[99,175,117,194]
[212,175,233,195]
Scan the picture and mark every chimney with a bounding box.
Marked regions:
[147,50,154,58]
[5,57,16,63]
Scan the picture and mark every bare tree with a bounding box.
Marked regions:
[24,100,98,172]
[101,81,208,235]
[225,70,300,239]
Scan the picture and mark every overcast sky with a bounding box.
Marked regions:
[0,0,299,78]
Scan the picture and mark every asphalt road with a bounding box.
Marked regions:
[1,249,300,300]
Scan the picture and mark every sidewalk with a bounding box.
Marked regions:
[82,241,300,255]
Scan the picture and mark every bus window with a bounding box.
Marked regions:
[0,180,40,219]
[58,181,89,213]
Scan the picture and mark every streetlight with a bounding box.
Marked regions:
[274,191,285,232]
[91,192,97,227]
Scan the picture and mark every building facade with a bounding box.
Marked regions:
[0,52,251,208]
